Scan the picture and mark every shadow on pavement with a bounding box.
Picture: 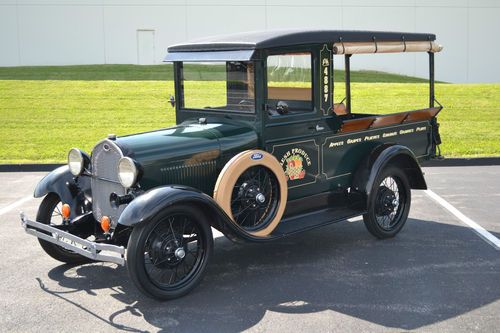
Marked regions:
[40,218,500,332]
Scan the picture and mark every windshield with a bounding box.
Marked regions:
[181,62,255,113]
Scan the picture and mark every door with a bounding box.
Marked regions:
[137,30,155,65]
[263,51,326,201]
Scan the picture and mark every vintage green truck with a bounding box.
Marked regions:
[21,30,443,300]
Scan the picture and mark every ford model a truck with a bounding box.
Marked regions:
[21,30,443,300]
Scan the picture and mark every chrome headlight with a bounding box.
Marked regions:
[118,157,140,188]
[68,148,86,176]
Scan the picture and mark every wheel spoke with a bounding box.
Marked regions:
[168,269,176,284]
[233,204,253,218]
[253,212,257,227]
[239,210,252,226]
[50,204,64,225]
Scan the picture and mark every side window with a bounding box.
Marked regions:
[182,61,255,113]
[266,52,313,115]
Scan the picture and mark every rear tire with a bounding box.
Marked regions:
[126,204,213,300]
[36,193,90,264]
[363,166,411,239]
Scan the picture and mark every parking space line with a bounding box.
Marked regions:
[425,189,500,250]
[0,196,33,216]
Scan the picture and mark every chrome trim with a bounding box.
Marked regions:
[68,148,84,176]
[20,212,125,266]
[117,156,139,188]
[92,175,122,184]
[91,138,126,227]
[164,50,255,62]
[91,138,124,174]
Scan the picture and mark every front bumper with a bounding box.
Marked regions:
[20,212,125,266]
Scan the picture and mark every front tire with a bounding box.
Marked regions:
[363,166,411,239]
[126,204,213,300]
[36,193,90,264]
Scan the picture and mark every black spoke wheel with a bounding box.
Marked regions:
[363,166,411,239]
[36,193,90,264]
[126,204,213,300]
[230,165,280,232]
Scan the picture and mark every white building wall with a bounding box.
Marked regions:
[0,0,499,83]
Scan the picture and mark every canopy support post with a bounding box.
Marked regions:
[429,51,435,108]
[345,54,352,113]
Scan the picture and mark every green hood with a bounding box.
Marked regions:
[115,122,258,191]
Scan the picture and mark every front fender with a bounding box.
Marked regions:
[118,185,275,243]
[353,144,427,199]
[34,166,91,218]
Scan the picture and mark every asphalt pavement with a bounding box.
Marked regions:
[0,166,499,332]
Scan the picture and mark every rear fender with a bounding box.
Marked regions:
[117,185,272,243]
[34,166,91,218]
[352,144,427,201]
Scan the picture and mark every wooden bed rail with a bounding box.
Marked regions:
[339,107,441,133]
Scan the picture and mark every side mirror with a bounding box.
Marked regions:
[276,101,289,115]
[169,95,176,108]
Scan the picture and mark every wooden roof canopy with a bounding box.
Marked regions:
[166,30,442,56]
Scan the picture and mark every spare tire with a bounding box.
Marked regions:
[213,150,288,237]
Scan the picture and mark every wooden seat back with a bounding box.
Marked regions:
[340,117,376,133]
[267,87,311,101]
[370,113,408,128]
[404,107,441,123]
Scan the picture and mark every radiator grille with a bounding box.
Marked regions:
[90,139,126,226]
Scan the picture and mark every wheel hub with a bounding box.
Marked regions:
[174,247,186,260]
[150,233,185,268]
[238,181,267,209]
[376,186,398,216]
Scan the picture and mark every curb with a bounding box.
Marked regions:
[1,157,500,172]
[420,157,500,167]
[0,164,64,172]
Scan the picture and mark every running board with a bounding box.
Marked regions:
[271,206,364,238]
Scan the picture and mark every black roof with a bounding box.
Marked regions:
[167,29,436,52]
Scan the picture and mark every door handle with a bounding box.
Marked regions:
[308,124,325,132]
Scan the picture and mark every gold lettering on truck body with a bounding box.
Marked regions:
[347,138,362,144]
[382,131,398,138]
[329,141,344,148]
[399,129,414,135]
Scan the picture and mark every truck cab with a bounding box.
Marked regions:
[167,30,442,202]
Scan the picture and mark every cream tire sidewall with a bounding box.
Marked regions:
[213,150,288,237]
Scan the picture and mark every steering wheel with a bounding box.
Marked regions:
[238,99,253,106]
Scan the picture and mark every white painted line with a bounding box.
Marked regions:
[211,227,225,239]
[0,196,33,216]
[424,189,500,250]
